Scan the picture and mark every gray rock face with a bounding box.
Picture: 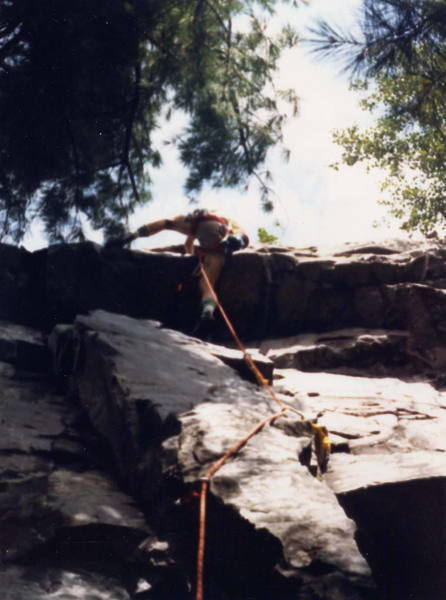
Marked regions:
[163,402,371,593]
[0,358,148,558]
[3,238,446,342]
[262,328,412,373]
[53,311,270,494]
[271,364,446,600]
[0,321,49,371]
[0,321,191,598]
[1,567,131,600]
[1,238,446,599]
[49,310,373,599]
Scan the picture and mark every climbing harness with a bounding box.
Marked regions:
[194,263,331,600]
[189,211,230,254]
[188,210,249,255]
[189,212,230,238]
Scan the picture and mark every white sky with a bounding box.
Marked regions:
[24,0,417,252]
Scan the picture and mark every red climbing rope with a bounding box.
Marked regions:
[195,408,287,600]
[196,478,209,600]
[195,262,330,600]
[199,263,285,410]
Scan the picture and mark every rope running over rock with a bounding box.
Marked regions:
[195,262,330,600]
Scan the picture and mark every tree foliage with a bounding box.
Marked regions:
[257,226,278,243]
[310,0,446,234]
[0,0,302,242]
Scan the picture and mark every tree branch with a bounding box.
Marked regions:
[65,118,82,204]
[118,60,142,204]
[0,26,24,64]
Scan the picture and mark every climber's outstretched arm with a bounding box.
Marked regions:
[136,216,193,238]
[105,215,193,249]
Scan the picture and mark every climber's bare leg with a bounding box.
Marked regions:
[199,252,226,318]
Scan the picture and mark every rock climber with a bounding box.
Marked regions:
[105,208,249,333]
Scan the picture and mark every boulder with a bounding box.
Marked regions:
[49,310,273,492]
[0,323,193,597]
[49,309,374,599]
[0,356,150,559]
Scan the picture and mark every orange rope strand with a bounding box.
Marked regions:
[195,262,292,600]
[205,408,287,481]
[195,409,286,600]
[195,260,330,599]
[199,263,285,410]
[196,479,209,600]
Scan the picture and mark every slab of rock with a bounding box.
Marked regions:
[272,369,446,454]
[329,471,446,600]
[50,310,272,494]
[1,567,131,600]
[28,242,200,332]
[273,368,446,600]
[50,309,374,599]
[403,283,446,368]
[262,328,412,374]
[163,402,372,598]
[0,351,196,597]
[0,321,49,371]
[4,239,446,342]
[199,340,273,383]
[0,354,150,572]
[5,238,446,598]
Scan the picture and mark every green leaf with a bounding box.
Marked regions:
[257,226,278,243]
